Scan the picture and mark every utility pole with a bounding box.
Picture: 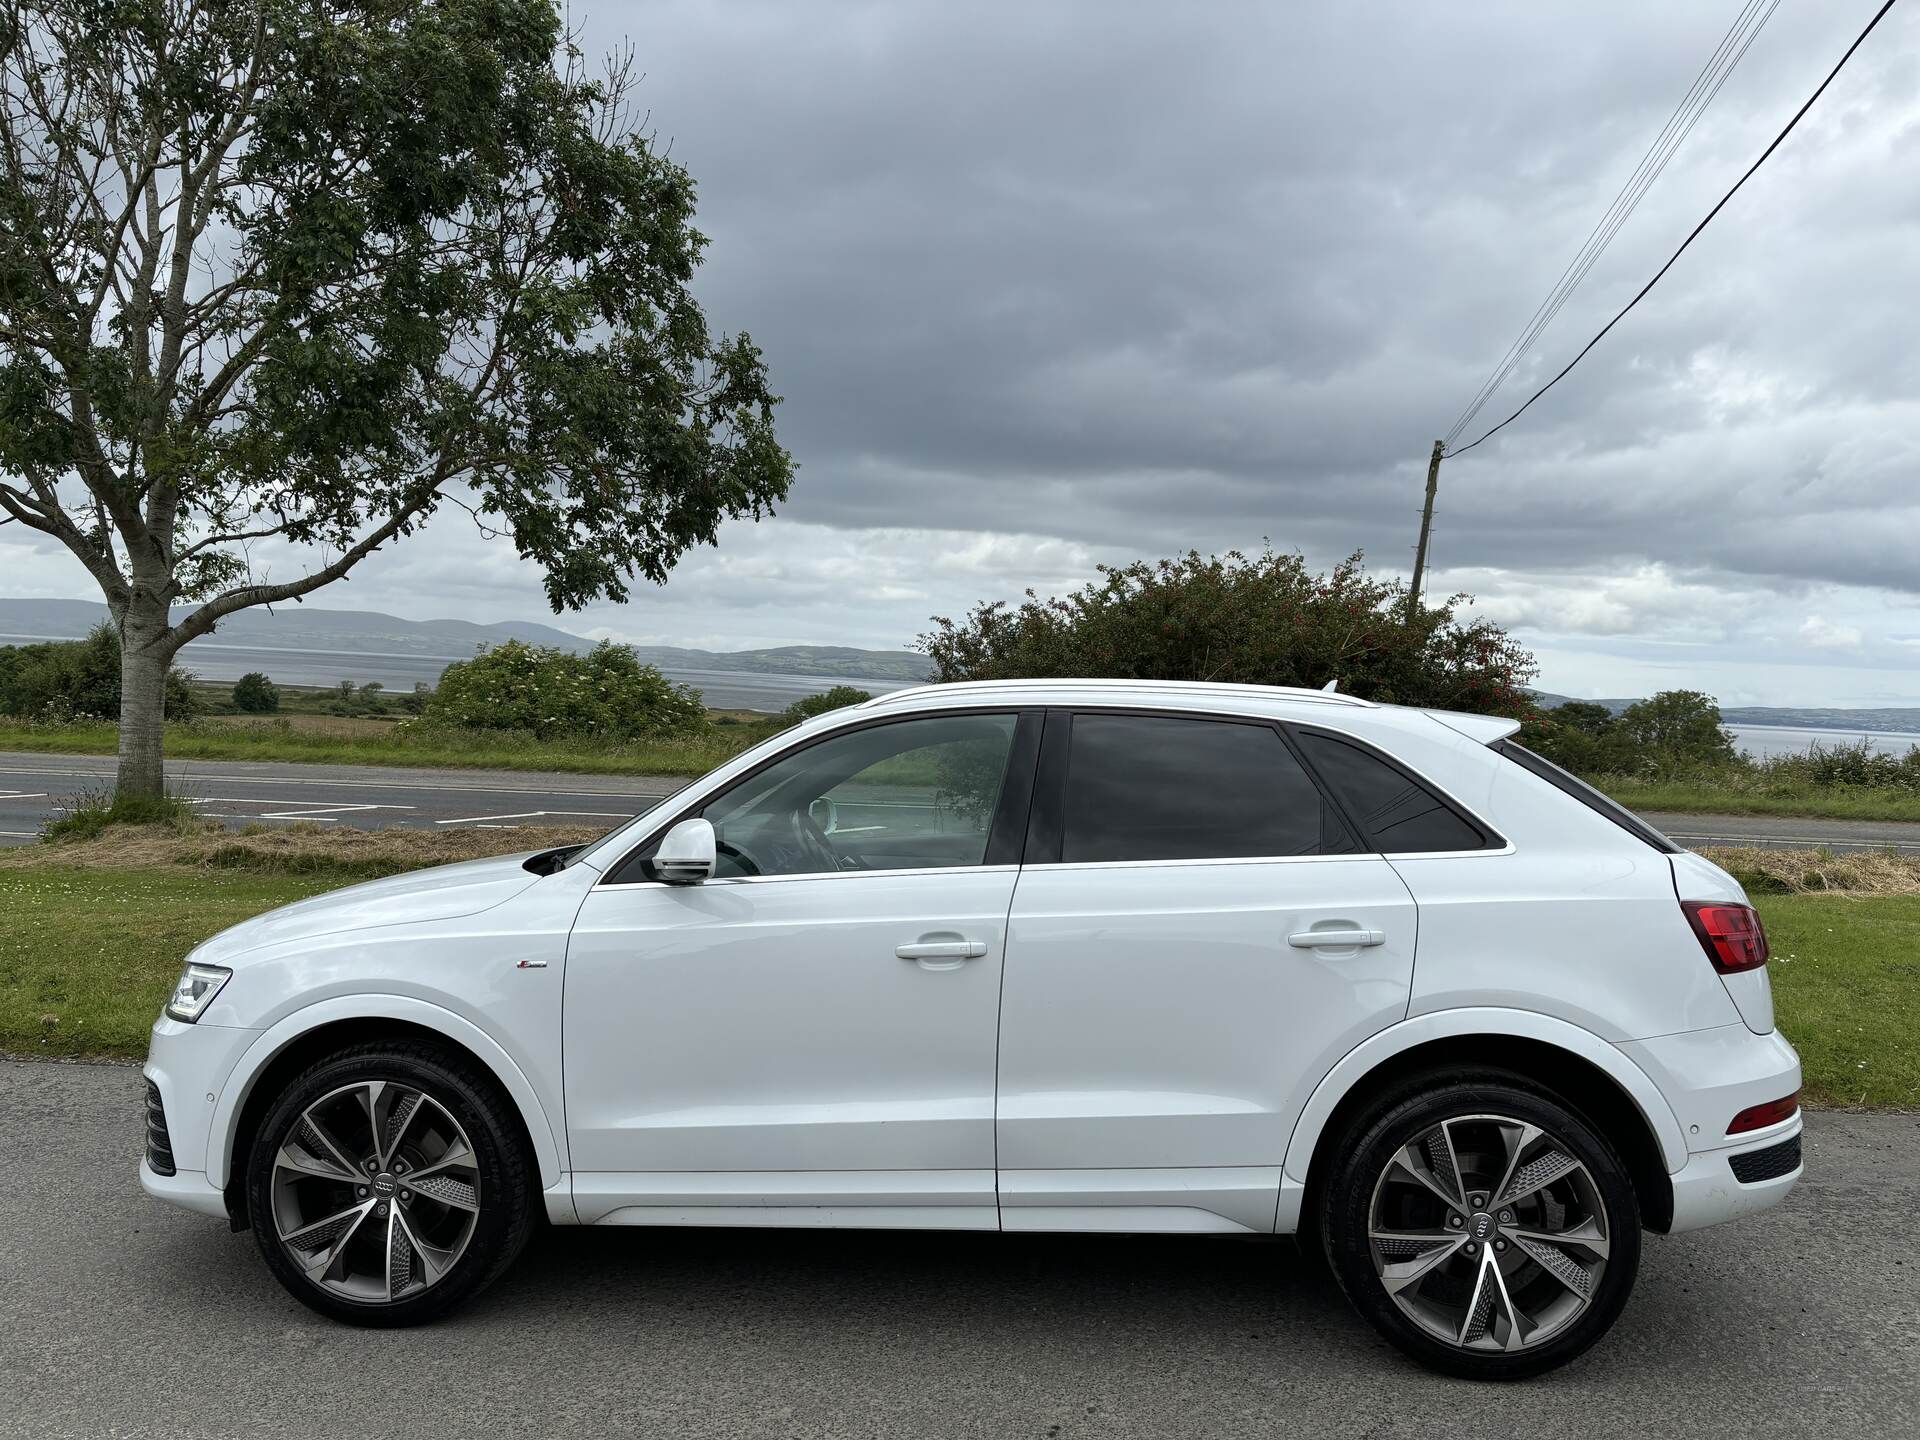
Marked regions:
[1407,439,1444,621]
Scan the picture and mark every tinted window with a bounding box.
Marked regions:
[1059,714,1355,863]
[1297,731,1489,853]
[698,713,1018,878]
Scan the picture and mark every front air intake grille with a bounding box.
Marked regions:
[1729,1133,1801,1185]
[145,1079,176,1177]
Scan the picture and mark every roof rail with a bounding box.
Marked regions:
[861,678,1375,710]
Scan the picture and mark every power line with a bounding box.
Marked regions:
[1443,0,1780,449]
[1449,0,1902,457]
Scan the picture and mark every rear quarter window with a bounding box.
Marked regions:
[1294,729,1496,853]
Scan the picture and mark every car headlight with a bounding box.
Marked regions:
[165,962,232,1023]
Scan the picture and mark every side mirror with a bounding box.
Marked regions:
[807,795,839,835]
[652,817,716,884]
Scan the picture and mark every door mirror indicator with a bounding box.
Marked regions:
[653,818,717,884]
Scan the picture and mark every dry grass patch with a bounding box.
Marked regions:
[1,820,609,879]
[1696,845,1920,897]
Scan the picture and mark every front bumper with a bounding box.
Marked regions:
[138,1157,231,1221]
[140,1015,261,1214]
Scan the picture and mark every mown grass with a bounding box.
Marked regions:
[0,715,776,778]
[1763,895,1920,1108]
[1,840,1913,1108]
[0,867,337,1058]
[1594,775,1920,823]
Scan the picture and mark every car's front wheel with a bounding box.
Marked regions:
[245,1040,535,1325]
[1320,1072,1641,1380]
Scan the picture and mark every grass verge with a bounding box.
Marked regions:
[1,832,1913,1107]
[0,716,776,779]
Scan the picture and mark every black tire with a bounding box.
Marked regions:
[1319,1070,1641,1380]
[245,1040,536,1326]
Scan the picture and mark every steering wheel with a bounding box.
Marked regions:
[713,838,761,876]
[791,805,853,873]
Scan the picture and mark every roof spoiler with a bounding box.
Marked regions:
[1426,709,1523,744]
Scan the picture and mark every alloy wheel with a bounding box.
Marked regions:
[269,1080,481,1305]
[1367,1112,1611,1353]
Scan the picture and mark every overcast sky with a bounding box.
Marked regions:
[7,0,1919,705]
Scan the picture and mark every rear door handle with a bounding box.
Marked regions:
[1287,926,1387,950]
[896,938,988,961]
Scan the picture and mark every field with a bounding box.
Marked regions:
[1,826,1912,1108]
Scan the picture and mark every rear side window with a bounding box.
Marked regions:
[1295,731,1492,853]
[1058,713,1357,862]
[1493,739,1679,853]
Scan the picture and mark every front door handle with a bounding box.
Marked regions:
[1287,926,1387,950]
[896,938,988,961]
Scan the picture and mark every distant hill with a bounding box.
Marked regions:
[0,598,934,684]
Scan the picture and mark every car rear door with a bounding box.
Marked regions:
[994,709,1420,1233]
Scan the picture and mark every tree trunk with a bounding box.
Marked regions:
[115,600,173,803]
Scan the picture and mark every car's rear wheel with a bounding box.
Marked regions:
[1320,1073,1641,1380]
[245,1041,535,1325]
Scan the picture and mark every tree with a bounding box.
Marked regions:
[919,549,1538,716]
[1519,700,1630,774]
[231,669,277,712]
[0,0,793,799]
[1616,690,1737,767]
[777,684,872,727]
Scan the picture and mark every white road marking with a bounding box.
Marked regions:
[435,808,633,826]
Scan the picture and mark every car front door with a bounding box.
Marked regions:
[995,709,1420,1233]
[564,709,1039,1227]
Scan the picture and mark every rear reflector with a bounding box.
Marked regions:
[1728,1091,1800,1135]
[1681,900,1769,974]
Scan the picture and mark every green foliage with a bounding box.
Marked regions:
[919,549,1537,716]
[426,639,706,739]
[1522,690,1738,776]
[778,685,874,727]
[231,672,280,713]
[0,625,198,721]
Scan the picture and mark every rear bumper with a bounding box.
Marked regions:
[1620,1022,1804,1233]
[1666,1114,1804,1233]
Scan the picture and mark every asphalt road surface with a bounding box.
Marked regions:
[0,751,685,847]
[5,749,1919,858]
[1,1060,1914,1439]
[1640,811,1920,855]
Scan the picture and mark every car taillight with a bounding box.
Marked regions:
[1681,899,1769,974]
[1729,1091,1799,1135]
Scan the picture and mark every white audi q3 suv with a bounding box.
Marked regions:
[142,679,1802,1378]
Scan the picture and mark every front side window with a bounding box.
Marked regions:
[1059,713,1355,863]
[698,713,1019,878]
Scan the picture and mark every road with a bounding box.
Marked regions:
[5,750,1918,855]
[1,1060,1914,1438]
[1640,811,1920,855]
[0,751,685,847]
